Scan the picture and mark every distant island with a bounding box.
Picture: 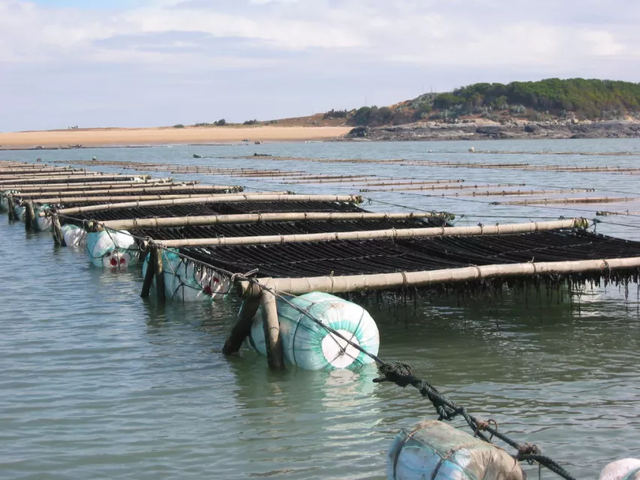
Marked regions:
[332,78,640,141]
[2,78,639,149]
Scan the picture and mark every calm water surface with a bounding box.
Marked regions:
[2,139,640,479]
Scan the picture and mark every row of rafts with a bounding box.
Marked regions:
[2,164,637,479]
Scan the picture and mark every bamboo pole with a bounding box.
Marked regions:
[0,168,77,175]
[261,287,285,370]
[24,201,35,231]
[52,215,65,246]
[15,185,240,199]
[239,256,640,297]
[99,211,448,231]
[447,188,596,197]
[155,247,165,303]
[0,170,91,179]
[360,183,526,193]
[223,296,262,354]
[493,197,638,206]
[141,250,156,298]
[155,219,586,248]
[596,210,640,216]
[1,179,175,192]
[54,194,363,216]
[32,194,227,204]
[0,174,150,185]
[6,194,15,221]
[348,179,465,187]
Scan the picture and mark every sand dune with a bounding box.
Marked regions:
[0,126,351,149]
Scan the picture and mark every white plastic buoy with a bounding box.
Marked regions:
[469,146,475,153]
[248,292,380,371]
[62,225,87,248]
[142,250,230,301]
[388,420,526,480]
[35,206,52,231]
[14,204,26,221]
[600,459,640,480]
[86,230,138,268]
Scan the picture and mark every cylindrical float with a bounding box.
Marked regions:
[600,459,640,480]
[142,249,231,301]
[86,230,139,268]
[35,205,53,231]
[248,292,380,371]
[14,204,26,221]
[62,224,88,248]
[387,420,525,480]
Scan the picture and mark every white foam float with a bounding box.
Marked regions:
[86,230,138,268]
[387,420,525,479]
[248,292,380,371]
[61,224,87,248]
[142,250,230,302]
[35,205,52,232]
[600,459,640,480]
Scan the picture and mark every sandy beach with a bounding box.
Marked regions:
[0,126,351,149]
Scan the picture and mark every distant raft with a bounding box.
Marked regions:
[142,249,230,302]
[86,230,139,268]
[388,420,525,480]
[248,292,380,371]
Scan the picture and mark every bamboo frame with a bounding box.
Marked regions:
[447,188,596,197]
[261,287,284,370]
[0,170,91,179]
[239,256,640,297]
[494,197,638,206]
[0,174,150,185]
[30,194,226,204]
[154,219,586,248]
[1,179,174,192]
[12,184,234,199]
[99,211,448,231]
[360,183,526,193]
[53,194,363,216]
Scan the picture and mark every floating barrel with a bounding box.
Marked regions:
[600,459,640,480]
[387,420,525,480]
[0,194,9,212]
[142,250,230,301]
[62,225,87,248]
[34,205,52,231]
[14,204,26,221]
[86,230,138,268]
[248,292,379,371]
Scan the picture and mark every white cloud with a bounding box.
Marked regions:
[0,0,638,130]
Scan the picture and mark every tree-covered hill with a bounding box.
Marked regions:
[341,78,640,127]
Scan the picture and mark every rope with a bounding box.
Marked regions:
[235,275,577,480]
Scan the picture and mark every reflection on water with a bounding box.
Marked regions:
[2,139,640,479]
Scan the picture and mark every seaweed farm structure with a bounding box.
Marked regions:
[3,158,640,479]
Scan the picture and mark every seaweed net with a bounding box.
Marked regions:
[179,229,640,279]
[60,200,369,224]
[131,218,446,240]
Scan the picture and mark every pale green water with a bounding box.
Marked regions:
[1,139,640,479]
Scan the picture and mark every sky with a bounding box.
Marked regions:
[0,0,639,131]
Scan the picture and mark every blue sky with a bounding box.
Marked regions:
[1,0,638,131]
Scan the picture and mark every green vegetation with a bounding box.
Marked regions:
[322,109,349,120]
[173,124,185,128]
[432,78,640,120]
[243,119,259,125]
[337,78,640,126]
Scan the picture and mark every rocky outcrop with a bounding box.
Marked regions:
[343,120,640,141]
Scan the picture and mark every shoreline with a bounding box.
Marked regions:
[0,126,352,150]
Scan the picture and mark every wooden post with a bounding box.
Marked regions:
[154,247,166,303]
[6,194,15,221]
[261,288,284,370]
[222,295,261,354]
[140,249,156,298]
[52,215,65,246]
[26,202,37,231]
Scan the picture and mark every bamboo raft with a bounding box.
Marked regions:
[4,158,640,373]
